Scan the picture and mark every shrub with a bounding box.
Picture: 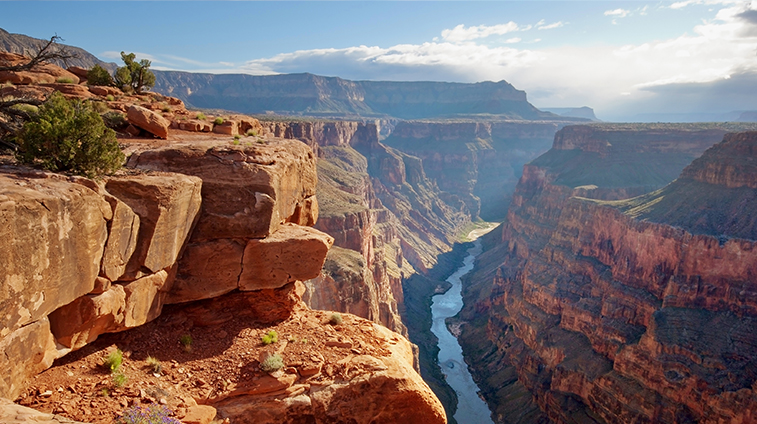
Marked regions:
[179,334,192,352]
[56,77,74,84]
[102,111,127,130]
[15,92,124,178]
[196,113,206,120]
[261,330,278,345]
[146,356,162,374]
[245,129,257,137]
[115,52,155,94]
[161,105,171,113]
[329,313,343,325]
[116,404,181,424]
[92,101,109,114]
[106,94,115,101]
[9,103,39,116]
[213,117,224,125]
[260,354,284,373]
[103,349,123,373]
[87,64,114,87]
[112,371,127,388]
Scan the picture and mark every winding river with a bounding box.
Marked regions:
[431,226,497,424]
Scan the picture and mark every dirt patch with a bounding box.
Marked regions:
[16,287,395,423]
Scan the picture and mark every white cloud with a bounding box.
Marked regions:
[537,21,564,30]
[669,0,739,9]
[440,23,520,42]
[506,38,522,43]
[604,8,631,17]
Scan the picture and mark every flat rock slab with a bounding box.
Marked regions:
[126,139,318,241]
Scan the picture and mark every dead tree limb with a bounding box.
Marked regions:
[0,35,79,72]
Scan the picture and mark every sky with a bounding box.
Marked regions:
[3,1,757,121]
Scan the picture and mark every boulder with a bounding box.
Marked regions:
[40,83,92,98]
[126,105,170,139]
[0,318,58,399]
[240,224,334,290]
[0,171,109,337]
[0,84,54,102]
[88,85,122,97]
[179,120,212,132]
[212,120,239,136]
[48,284,126,350]
[181,405,217,424]
[168,239,245,304]
[0,397,87,424]
[105,172,202,280]
[66,66,89,80]
[127,140,318,241]
[49,269,171,350]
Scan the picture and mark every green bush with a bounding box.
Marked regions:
[87,64,114,87]
[260,354,284,373]
[246,129,257,137]
[103,349,123,373]
[214,117,224,125]
[116,405,181,424]
[106,94,115,101]
[15,92,124,178]
[329,313,343,326]
[56,77,74,84]
[112,371,127,388]
[180,334,192,352]
[261,330,278,345]
[196,113,206,120]
[146,356,162,374]
[9,103,39,116]
[102,111,127,130]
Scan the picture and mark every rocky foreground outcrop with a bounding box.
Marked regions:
[458,124,757,423]
[0,133,445,423]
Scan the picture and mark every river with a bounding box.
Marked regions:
[430,225,497,424]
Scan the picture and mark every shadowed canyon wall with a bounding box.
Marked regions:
[458,123,757,423]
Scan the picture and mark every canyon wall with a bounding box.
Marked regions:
[258,120,470,337]
[0,135,446,423]
[383,120,565,220]
[458,123,757,423]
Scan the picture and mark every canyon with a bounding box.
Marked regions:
[458,124,757,423]
[4,29,757,424]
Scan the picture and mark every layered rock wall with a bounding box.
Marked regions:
[0,139,328,399]
[260,120,469,336]
[459,124,757,423]
[383,120,565,220]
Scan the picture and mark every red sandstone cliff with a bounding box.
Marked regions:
[459,124,757,423]
[0,132,446,423]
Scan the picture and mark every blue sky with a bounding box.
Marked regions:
[3,1,757,120]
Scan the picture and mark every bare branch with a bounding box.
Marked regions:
[0,35,79,73]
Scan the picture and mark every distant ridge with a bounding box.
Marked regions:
[0,27,576,121]
[151,70,568,121]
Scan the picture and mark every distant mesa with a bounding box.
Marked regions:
[540,106,599,121]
